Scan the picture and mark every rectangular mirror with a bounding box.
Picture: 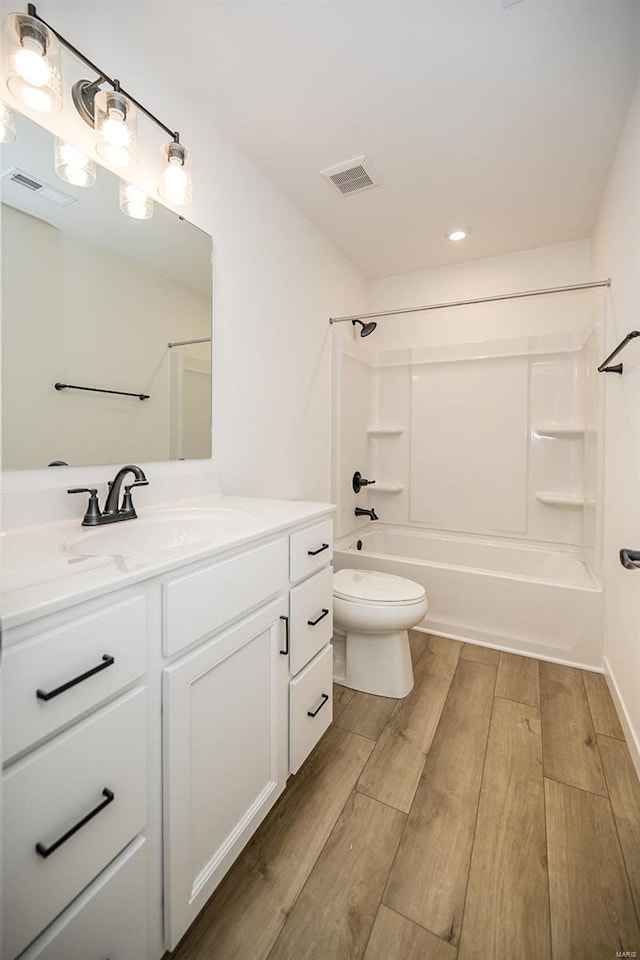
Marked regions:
[1,110,212,469]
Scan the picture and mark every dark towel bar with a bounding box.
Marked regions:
[597,331,640,374]
[55,382,150,400]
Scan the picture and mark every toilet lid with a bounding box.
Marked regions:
[333,568,426,605]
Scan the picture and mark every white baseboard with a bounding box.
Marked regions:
[603,656,640,780]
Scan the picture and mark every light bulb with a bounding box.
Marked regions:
[0,102,16,143]
[102,112,130,148]
[95,89,137,167]
[13,43,50,87]
[3,14,62,113]
[162,159,187,202]
[119,182,153,220]
[55,139,96,188]
[158,141,193,206]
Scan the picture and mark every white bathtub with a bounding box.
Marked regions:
[333,525,603,669]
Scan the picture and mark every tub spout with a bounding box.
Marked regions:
[355,507,379,521]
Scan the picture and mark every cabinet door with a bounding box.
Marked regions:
[163,597,289,949]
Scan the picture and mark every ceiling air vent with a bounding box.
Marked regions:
[1,167,77,206]
[320,155,380,197]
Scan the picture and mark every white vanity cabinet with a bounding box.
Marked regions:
[3,500,335,960]
[1,592,150,960]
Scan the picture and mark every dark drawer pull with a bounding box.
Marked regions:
[307,608,330,627]
[307,693,329,718]
[307,543,329,557]
[279,615,290,655]
[36,654,115,701]
[35,788,115,859]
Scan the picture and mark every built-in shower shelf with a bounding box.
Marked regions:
[536,492,586,507]
[367,426,405,437]
[535,424,586,439]
[372,483,404,493]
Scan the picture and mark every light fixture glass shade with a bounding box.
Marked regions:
[0,101,16,142]
[95,88,137,167]
[2,12,62,113]
[119,181,153,220]
[54,138,96,187]
[158,141,193,205]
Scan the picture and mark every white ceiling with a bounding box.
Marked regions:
[79,1,640,279]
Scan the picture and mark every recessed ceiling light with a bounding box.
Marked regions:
[446,228,469,242]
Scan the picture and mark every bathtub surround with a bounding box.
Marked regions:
[332,255,606,669]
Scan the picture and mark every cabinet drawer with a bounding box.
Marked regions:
[3,688,146,960]
[2,596,146,762]
[163,538,288,656]
[289,645,333,774]
[18,837,147,960]
[289,519,333,583]
[289,566,333,675]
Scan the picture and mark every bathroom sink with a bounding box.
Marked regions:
[64,508,251,558]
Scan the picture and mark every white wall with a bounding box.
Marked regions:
[366,239,595,350]
[591,80,640,765]
[0,0,366,524]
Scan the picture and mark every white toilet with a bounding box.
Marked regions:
[333,568,428,698]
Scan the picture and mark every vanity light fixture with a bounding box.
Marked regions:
[54,137,96,187]
[159,140,192,206]
[119,181,154,220]
[2,4,193,208]
[446,228,469,242]
[2,10,62,113]
[0,101,17,142]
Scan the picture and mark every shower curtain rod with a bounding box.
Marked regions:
[328,279,611,325]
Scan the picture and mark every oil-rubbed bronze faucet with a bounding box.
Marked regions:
[68,465,149,526]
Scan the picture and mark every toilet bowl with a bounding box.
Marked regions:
[333,568,428,698]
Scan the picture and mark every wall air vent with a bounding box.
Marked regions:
[320,155,380,197]
[1,167,77,206]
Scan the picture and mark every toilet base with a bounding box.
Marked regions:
[345,629,414,698]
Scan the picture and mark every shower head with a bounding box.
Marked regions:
[352,319,377,338]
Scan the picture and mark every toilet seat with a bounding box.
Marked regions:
[333,568,426,606]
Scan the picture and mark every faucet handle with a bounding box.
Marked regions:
[67,488,102,526]
[120,480,149,518]
[352,471,376,494]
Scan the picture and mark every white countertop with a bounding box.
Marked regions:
[2,494,334,630]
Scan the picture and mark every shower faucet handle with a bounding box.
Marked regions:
[352,471,376,494]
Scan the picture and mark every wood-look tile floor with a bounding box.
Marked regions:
[170,635,640,960]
